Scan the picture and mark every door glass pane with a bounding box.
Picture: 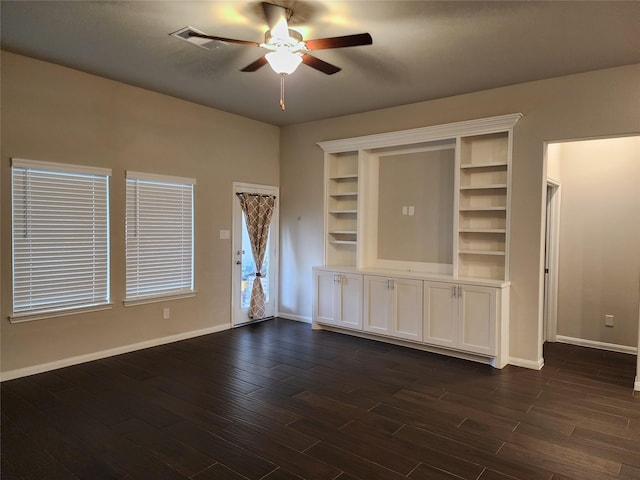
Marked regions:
[240,214,270,309]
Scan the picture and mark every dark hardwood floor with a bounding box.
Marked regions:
[2,318,639,480]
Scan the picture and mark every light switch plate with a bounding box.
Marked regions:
[219,229,230,240]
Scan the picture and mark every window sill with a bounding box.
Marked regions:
[9,304,113,323]
[123,292,197,307]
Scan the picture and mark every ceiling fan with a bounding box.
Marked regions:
[185,1,373,110]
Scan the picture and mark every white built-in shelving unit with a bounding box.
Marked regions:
[457,132,512,280]
[325,151,359,265]
[314,114,521,369]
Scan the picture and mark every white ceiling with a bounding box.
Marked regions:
[2,1,639,126]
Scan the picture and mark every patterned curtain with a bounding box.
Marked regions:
[237,193,276,319]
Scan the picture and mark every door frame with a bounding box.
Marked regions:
[543,178,561,343]
[231,182,279,327]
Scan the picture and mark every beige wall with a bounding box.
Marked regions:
[3,51,639,374]
[378,149,454,264]
[279,63,640,364]
[1,52,279,373]
[548,137,640,347]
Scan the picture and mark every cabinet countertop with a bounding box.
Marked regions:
[313,265,510,288]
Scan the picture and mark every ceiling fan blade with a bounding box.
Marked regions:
[187,31,260,47]
[241,56,268,72]
[302,54,341,75]
[305,33,373,51]
[261,2,290,38]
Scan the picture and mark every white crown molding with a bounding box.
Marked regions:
[317,113,523,153]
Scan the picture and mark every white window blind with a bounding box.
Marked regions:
[125,171,195,302]
[11,158,111,317]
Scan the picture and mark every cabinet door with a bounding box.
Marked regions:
[336,273,363,330]
[423,281,457,348]
[459,284,496,355]
[391,278,423,341]
[313,270,337,325]
[363,276,391,335]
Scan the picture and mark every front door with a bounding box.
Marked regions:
[232,182,279,326]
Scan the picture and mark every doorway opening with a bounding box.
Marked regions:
[232,182,279,327]
[542,136,639,388]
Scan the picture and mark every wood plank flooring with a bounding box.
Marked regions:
[2,318,639,480]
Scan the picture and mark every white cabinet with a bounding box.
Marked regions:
[313,267,508,368]
[423,281,458,348]
[363,275,423,342]
[313,269,362,330]
[459,284,497,355]
[424,282,498,356]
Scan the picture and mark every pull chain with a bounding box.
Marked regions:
[279,74,286,111]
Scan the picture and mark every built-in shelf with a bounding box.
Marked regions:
[460,184,507,190]
[330,174,358,180]
[329,192,358,197]
[459,250,506,256]
[459,207,507,212]
[460,162,508,169]
[459,228,506,234]
[330,230,358,235]
[330,240,357,245]
[329,209,358,214]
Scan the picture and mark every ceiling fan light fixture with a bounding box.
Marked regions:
[266,50,302,75]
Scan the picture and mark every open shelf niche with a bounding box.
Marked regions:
[325,151,359,266]
[457,132,512,280]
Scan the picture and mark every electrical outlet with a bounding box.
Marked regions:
[163,308,170,320]
[605,314,614,327]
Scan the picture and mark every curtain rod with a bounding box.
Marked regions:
[236,192,277,199]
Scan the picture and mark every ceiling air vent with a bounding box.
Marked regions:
[169,26,225,50]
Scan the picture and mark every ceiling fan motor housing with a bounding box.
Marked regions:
[264,29,304,51]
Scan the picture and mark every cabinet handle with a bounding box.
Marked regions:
[334,274,341,284]
[458,285,462,297]
[387,279,395,289]
[452,285,457,298]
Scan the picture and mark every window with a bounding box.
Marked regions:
[11,158,111,319]
[125,171,195,303]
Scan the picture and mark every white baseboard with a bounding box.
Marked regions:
[635,377,640,392]
[0,323,231,382]
[555,335,637,355]
[277,312,312,324]
[509,356,545,370]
